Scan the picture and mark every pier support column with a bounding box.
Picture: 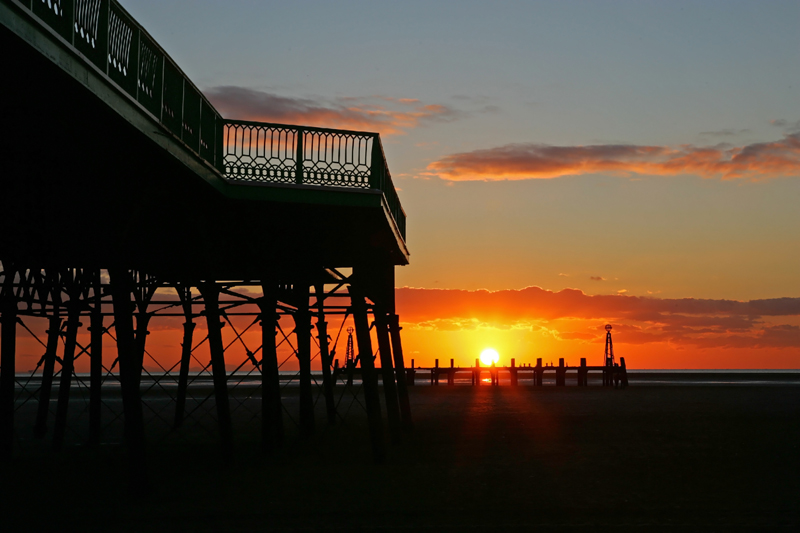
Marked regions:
[173,285,194,429]
[53,279,82,452]
[349,285,385,463]
[199,283,233,460]
[259,280,283,452]
[293,284,314,439]
[388,314,413,431]
[375,311,401,444]
[33,311,61,438]
[474,359,480,386]
[315,284,336,425]
[133,311,151,391]
[109,268,147,492]
[0,265,17,459]
[88,270,103,447]
[535,358,543,386]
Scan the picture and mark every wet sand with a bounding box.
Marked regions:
[3,384,799,531]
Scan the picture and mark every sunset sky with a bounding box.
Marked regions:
[113,0,800,369]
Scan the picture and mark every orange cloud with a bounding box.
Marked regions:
[425,133,800,181]
[205,86,463,136]
[396,286,800,350]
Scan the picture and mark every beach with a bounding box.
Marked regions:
[3,382,799,531]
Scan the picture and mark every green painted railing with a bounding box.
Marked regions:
[223,120,406,240]
[6,0,406,241]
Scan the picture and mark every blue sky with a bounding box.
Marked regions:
[122,0,800,300]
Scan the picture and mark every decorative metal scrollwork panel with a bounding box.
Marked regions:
[302,131,371,189]
[73,0,106,70]
[32,0,73,40]
[107,3,137,97]
[223,121,373,190]
[136,34,162,117]
[223,123,300,184]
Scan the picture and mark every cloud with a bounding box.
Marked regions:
[771,119,800,133]
[589,276,605,281]
[395,286,800,349]
[205,86,463,136]
[699,128,750,137]
[425,133,800,181]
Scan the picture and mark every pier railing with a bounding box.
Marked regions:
[222,120,406,239]
[7,0,406,241]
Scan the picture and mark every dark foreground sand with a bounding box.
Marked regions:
[3,385,799,531]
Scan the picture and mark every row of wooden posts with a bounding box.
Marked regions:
[405,357,629,387]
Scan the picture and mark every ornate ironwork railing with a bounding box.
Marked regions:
[9,0,224,166]
[6,0,406,241]
[223,120,406,239]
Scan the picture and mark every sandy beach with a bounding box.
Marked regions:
[3,383,799,531]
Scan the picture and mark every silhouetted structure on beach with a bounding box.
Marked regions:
[0,0,411,483]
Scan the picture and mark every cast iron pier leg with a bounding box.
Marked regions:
[315,283,336,425]
[259,281,283,451]
[33,312,61,438]
[375,311,401,444]
[388,313,412,432]
[88,270,103,447]
[200,283,233,461]
[109,268,147,493]
[293,284,314,439]
[349,285,385,463]
[0,265,17,459]
[174,285,194,429]
[53,287,81,452]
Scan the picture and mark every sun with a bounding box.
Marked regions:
[480,348,500,366]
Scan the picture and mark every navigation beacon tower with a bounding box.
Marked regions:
[345,326,356,366]
[604,324,615,367]
[603,324,615,386]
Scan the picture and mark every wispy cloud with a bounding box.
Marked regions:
[396,286,800,349]
[205,86,463,135]
[771,119,800,134]
[699,128,750,137]
[425,133,800,181]
[589,276,605,281]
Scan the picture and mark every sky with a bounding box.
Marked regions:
[103,0,800,369]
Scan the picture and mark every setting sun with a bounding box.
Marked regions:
[479,348,500,366]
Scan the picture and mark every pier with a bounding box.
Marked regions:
[1,0,410,476]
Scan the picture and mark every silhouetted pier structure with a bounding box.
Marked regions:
[0,0,411,478]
